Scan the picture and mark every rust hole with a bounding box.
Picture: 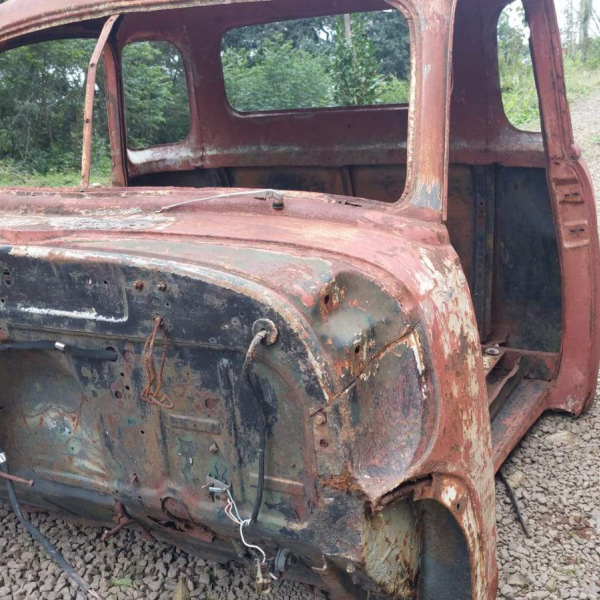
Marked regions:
[323,294,331,305]
[105,347,118,361]
[354,345,361,354]
[114,390,123,399]
[205,397,220,410]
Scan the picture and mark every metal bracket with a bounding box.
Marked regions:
[80,14,120,189]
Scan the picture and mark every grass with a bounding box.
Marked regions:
[503,57,600,131]
[0,158,111,188]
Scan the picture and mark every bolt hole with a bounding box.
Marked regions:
[165,302,170,308]
[140,430,145,435]
[120,372,125,377]
[103,280,108,285]
[319,439,329,449]
[125,386,130,391]
[323,294,330,305]
[114,390,123,399]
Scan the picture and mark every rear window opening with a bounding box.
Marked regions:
[221,10,411,112]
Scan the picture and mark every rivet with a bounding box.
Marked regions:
[157,281,167,292]
[133,280,144,290]
[485,347,500,356]
[314,413,327,425]
[209,443,219,454]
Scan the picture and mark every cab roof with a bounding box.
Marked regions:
[0,0,401,47]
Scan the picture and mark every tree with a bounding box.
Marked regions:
[222,36,333,111]
[331,13,380,106]
[579,0,593,58]
[122,41,189,149]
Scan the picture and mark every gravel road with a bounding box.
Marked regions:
[1,90,600,600]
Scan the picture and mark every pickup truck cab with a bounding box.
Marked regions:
[0,0,598,598]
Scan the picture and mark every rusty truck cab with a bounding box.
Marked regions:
[0,0,598,599]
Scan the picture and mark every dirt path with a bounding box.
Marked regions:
[570,87,600,197]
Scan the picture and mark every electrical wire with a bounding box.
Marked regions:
[241,329,269,524]
[222,489,276,582]
[0,444,103,599]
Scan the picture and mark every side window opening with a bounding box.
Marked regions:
[0,39,111,187]
[221,10,411,113]
[121,41,190,150]
[497,0,542,132]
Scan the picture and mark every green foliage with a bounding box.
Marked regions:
[497,6,600,131]
[331,14,380,106]
[375,76,410,105]
[497,7,542,129]
[222,10,411,112]
[222,36,333,111]
[0,39,101,172]
[0,38,111,183]
[122,41,190,149]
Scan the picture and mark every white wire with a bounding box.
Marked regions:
[238,519,267,563]
[222,489,269,565]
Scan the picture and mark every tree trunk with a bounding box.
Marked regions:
[343,14,353,48]
[579,0,593,59]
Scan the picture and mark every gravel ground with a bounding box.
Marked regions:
[1,92,600,600]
